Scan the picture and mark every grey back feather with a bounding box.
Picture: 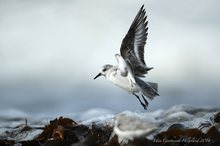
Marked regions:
[135,77,159,100]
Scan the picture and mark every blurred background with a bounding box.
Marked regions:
[0,0,219,117]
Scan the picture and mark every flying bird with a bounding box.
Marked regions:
[94,5,159,109]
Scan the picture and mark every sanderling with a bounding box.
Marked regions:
[94,5,159,109]
[112,113,157,144]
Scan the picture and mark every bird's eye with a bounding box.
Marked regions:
[103,68,107,72]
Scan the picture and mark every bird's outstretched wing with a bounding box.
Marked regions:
[120,5,153,77]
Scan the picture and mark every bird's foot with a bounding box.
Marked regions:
[133,93,148,110]
[141,103,148,110]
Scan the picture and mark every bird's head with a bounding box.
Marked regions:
[94,64,113,80]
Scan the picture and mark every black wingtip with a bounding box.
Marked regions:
[146,67,154,71]
[139,5,145,12]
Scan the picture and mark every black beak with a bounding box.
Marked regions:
[94,73,101,80]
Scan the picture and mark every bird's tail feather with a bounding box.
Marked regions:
[135,77,159,100]
[147,82,158,92]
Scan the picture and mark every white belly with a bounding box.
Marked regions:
[106,71,139,94]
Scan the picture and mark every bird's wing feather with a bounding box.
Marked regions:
[115,54,128,77]
[120,5,152,77]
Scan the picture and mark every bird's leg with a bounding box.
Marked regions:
[133,93,147,110]
[141,94,149,108]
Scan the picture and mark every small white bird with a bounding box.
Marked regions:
[113,113,157,144]
[94,5,159,109]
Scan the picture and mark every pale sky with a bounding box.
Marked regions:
[0,0,219,113]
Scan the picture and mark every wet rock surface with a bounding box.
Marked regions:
[0,105,219,146]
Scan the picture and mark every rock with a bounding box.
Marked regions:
[0,105,219,146]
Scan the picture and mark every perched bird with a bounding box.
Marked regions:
[94,5,159,109]
[113,112,157,144]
